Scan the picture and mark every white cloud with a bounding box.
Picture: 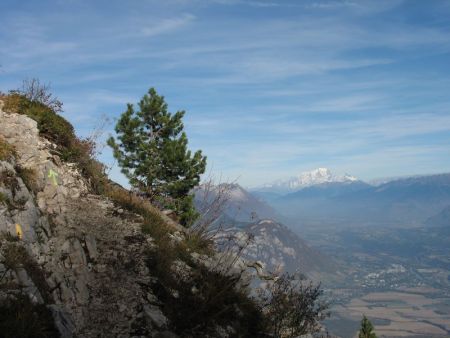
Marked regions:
[2,1,450,187]
[141,13,195,37]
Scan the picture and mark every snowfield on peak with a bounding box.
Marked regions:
[255,168,358,194]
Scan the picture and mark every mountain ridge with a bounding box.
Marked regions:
[263,172,450,228]
[0,98,279,337]
[253,167,358,194]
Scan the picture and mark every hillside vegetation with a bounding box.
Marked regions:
[0,87,327,337]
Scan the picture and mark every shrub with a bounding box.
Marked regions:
[18,78,63,114]
[0,192,10,206]
[0,137,16,162]
[257,272,329,337]
[0,294,59,338]
[182,231,213,256]
[106,186,167,236]
[2,92,108,194]
[2,92,24,114]
[16,167,39,194]
[119,181,262,336]
[0,168,19,193]
[61,138,108,194]
[1,243,52,302]
[2,93,73,147]
[145,244,263,336]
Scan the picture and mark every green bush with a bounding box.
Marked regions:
[3,93,74,148]
[26,103,74,148]
[145,244,263,336]
[2,93,108,194]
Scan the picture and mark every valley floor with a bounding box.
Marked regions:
[296,222,450,338]
[326,288,450,338]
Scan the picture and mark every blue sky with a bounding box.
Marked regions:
[1,0,450,187]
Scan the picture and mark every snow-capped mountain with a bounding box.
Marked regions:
[270,173,450,227]
[255,168,357,194]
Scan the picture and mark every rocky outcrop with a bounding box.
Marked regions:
[0,100,278,338]
[0,106,173,337]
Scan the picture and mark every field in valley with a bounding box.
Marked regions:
[298,223,450,338]
[325,287,450,337]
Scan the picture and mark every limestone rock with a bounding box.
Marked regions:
[0,107,182,337]
[143,304,168,329]
[49,305,76,338]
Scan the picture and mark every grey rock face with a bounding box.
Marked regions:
[0,107,175,337]
[49,305,76,338]
[143,304,169,329]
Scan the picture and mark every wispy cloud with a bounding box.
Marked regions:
[1,0,450,186]
[141,13,195,37]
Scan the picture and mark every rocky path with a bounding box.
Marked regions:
[55,196,168,337]
[0,105,173,337]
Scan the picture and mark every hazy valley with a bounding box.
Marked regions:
[196,168,450,337]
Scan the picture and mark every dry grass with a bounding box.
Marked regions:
[1,93,22,114]
[105,183,262,335]
[16,166,39,194]
[145,239,262,337]
[105,186,168,236]
[0,137,16,162]
[2,93,109,195]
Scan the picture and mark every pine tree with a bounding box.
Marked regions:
[107,88,207,226]
[358,315,377,338]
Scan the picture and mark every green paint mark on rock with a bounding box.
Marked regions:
[48,169,59,186]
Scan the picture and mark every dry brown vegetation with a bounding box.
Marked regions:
[0,137,16,162]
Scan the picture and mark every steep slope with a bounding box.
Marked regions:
[194,183,280,223]
[215,219,338,281]
[426,205,450,227]
[0,101,265,337]
[195,183,338,280]
[0,107,172,337]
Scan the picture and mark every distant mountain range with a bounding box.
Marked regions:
[194,183,339,279]
[426,205,450,227]
[251,168,450,228]
[193,169,450,281]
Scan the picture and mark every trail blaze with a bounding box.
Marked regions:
[15,223,23,240]
[48,168,59,186]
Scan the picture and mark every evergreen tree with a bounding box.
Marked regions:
[358,315,377,338]
[107,88,207,226]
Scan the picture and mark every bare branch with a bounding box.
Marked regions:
[17,78,63,113]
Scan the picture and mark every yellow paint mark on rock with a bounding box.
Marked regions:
[15,223,23,240]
